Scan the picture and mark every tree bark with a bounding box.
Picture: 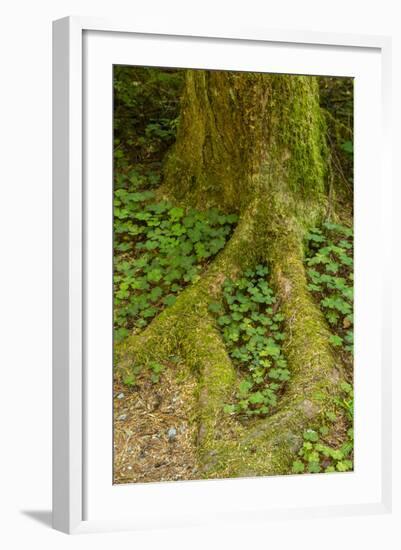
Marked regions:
[117,70,349,478]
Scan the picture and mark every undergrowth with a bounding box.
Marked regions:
[305,221,353,363]
[292,381,354,474]
[114,66,184,168]
[292,221,354,474]
[113,173,238,341]
[209,265,288,419]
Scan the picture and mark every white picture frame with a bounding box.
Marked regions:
[52,16,392,534]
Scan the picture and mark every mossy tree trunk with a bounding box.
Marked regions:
[117,70,348,477]
[164,70,328,215]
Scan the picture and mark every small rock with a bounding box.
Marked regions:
[167,427,177,441]
[118,414,127,421]
[116,392,125,400]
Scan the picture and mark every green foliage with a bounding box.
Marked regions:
[296,223,354,476]
[341,140,353,155]
[121,363,142,387]
[113,66,184,170]
[210,265,288,418]
[292,383,354,475]
[319,77,353,131]
[113,177,238,340]
[318,76,353,189]
[305,222,353,357]
[148,362,165,383]
[303,429,319,442]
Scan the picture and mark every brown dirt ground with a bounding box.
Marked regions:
[113,361,200,484]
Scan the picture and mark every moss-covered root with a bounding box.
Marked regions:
[116,296,236,468]
[180,315,236,467]
[202,229,346,479]
[115,208,345,478]
[270,230,343,413]
[115,203,261,377]
[114,206,260,468]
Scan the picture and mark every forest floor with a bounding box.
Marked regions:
[113,361,200,483]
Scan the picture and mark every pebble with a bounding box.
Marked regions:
[116,392,125,399]
[167,427,177,441]
[118,414,127,421]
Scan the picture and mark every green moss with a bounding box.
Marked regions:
[271,76,328,197]
[164,72,328,218]
[184,315,236,450]
[163,70,252,211]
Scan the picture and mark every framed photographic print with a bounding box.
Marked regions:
[52,16,392,534]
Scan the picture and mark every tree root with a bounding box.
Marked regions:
[115,205,260,460]
[116,205,346,478]
[115,202,261,371]
[204,230,344,478]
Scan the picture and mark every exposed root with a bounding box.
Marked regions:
[115,205,262,468]
[116,204,346,478]
[115,202,261,374]
[183,316,236,459]
[195,228,345,478]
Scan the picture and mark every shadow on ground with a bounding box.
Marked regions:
[21,510,52,528]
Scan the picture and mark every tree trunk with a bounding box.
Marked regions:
[117,70,348,477]
[163,70,327,214]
